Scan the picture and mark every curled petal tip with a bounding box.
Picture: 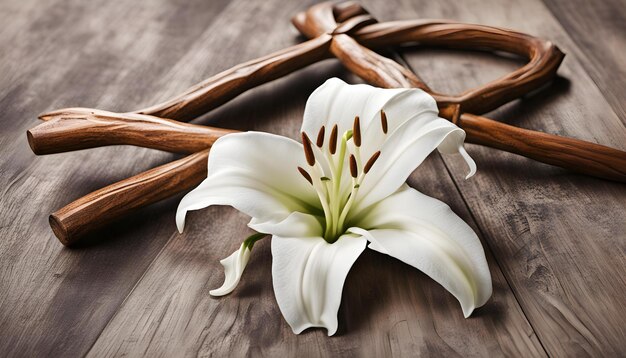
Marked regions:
[175,209,187,233]
[459,145,476,179]
[209,287,233,297]
[326,326,338,336]
[464,167,476,180]
[211,244,251,297]
[462,305,476,318]
[176,218,185,234]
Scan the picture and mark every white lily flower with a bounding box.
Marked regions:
[176,78,492,336]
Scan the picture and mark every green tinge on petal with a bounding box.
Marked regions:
[175,131,322,234]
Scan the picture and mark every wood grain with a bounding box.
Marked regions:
[458,113,626,182]
[542,0,626,123]
[387,0,626,355]
[28,108,235,155]
[50,149,209,246]
[0,0,233,356]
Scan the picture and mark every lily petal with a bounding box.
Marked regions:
[210,243,251,296]
[271,234,367,335]
[176,132,322,233]
[301,78,409,146]
[349,185,492,317]
[248,211,323,238]
[355,119,475,210]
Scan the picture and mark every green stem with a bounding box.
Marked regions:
[243,232,269,250]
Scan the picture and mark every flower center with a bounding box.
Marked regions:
[297,110,387,243]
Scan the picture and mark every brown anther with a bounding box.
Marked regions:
[297,166,313,184]
[329,124,338,154]
[301,132,315,166]
[353,116,361,147]
[380,110,388,134]
[316,126,325,147]
[364,151,381,173]
[349,154,358,178]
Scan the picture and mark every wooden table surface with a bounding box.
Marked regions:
[1,0,625,356]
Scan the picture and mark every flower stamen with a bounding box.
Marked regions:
[329,124,338,154]
[364,151,381,174]
[316,126,325,147]
[297,166,313,185]
[353,116,361,147]
[380,110,388,134]
[349,154,358,178]
[301,132,316,166]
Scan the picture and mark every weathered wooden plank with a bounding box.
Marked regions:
[0,0,231,356]
[542,0,626,123]
[86,0,545,356]
[391,0,626,355]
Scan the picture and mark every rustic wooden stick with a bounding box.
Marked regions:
[135,35,333,121]
[30,33,337,245]
[293,2,565,115]
[353,20,565,115]
[50,150,210,245]
[28,1,626,245]
[458,114,626,181]
[28,108,235,154]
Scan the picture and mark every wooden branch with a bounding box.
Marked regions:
[135,35,332,121]
[50,150,209,246]
[330,33,429,89]
[30,35,337,245]
[459,114,626,182]
[293,2,431,91]
[296,2,565,115]
[28,108,234,154]
[352,20,565,114]
[29,29,334,245]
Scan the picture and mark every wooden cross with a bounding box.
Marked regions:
[27,1,626,246]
